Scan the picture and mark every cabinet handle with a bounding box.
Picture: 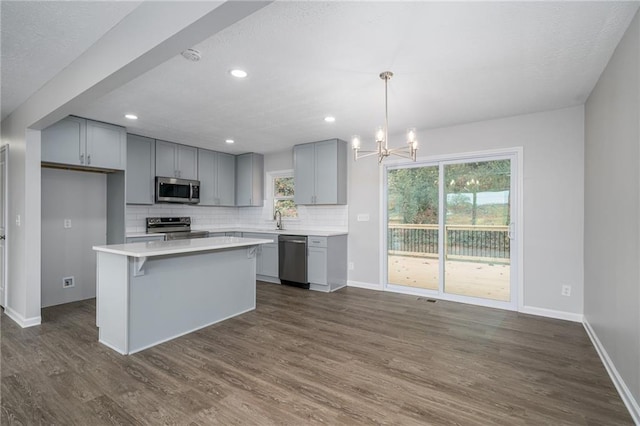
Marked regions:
[87,154,91,165]
[80,153,84,164]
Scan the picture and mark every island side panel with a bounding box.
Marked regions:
[127,246,257,354]
[96,251,130,354]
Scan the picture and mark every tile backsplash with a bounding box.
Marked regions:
[125,203,348,233]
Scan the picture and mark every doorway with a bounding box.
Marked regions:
[385,150,520,310]
[1,145,8,308]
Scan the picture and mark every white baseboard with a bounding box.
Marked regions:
[583,319,640,424]
[347,280,382,291]
[519,305,583,322]
[4,306,41,328]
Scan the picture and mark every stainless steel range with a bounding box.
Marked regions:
[146,217,209,240]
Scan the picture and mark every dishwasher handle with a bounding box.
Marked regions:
[284,239,307,244]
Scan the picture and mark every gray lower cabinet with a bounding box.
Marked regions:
[235,153,264,206]
[42,116,126,170]
[242,232,278,281]
[155,140,198,180]
[198,149,235,206]
[294,139,347,205]
[126,134,155,204]
[307,235,348,292]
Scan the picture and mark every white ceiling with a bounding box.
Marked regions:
[0,1,141,121]
[3,2,639,155]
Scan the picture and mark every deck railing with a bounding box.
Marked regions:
[388,224,510,263]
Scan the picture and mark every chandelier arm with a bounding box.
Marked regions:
[354,150,382,160]
[386,146,413,154]
[387,152,415,160]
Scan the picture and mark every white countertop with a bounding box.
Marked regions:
[126,228,348,238]
[94,236,271,258]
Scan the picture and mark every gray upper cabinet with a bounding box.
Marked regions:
[42,116,126,170]
[198,149,236,206]
[235,153,264,207]
[126,134,155,205]
[86,120,126,169]
[294,139,347,205]
[155,140,198,180]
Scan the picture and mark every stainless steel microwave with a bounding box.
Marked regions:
[155,177,200,204]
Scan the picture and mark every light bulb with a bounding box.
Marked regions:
[351,135,361,150]
[375,127,385,142]
[407,128,416,143]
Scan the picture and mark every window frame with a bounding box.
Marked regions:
[268,169,298,219]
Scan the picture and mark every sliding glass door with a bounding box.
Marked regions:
[387,165,440,290]
[385,153,518,310]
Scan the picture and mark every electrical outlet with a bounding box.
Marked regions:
[15,214,21,227]
[348,262,354,271]
[63,219,72,229]
[561,284,571,297]
[357,214,370,222]
[63,276,75,288]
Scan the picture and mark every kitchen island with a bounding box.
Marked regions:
[93,236,271,355]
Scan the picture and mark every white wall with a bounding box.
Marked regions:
[348,105,585,316]
[41,168,106,307]
[584,9,640,419]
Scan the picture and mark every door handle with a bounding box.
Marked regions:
[508,222,515,240]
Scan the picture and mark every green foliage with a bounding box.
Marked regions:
[388,160,511,225]
[274,177,295,197]
[388,166,439,224]
[275,199,297,218]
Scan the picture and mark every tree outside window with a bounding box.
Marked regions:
[274,176,297,218]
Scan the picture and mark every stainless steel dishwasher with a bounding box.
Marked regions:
[278,235,309,289]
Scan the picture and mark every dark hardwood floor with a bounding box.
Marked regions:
[1,282,632,425]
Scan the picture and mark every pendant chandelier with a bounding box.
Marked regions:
[352,71,418,163]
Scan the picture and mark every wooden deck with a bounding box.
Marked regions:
[388,254,510,301]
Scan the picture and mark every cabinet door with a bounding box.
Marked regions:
[235,154,252,206]
[308,247,328,285]
[155,140,177,177]
[197,148,217,205]
[313,140,338,204]
[177,145,198,180]
[260,244,279,278]
[86,120,126,170]
[293,143,315,204]
[41,116,86,166]
[126,134,155,204]
[216,152,236,206]
[236,153,263,206]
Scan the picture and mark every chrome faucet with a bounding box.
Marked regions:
[274,210,283,230]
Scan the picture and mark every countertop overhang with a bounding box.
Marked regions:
[126,227,348,239]
[94,236,271,258]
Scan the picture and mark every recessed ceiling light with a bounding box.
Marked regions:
[324,116,336,123]
[225,139,235,144]
[229,69,248,78]
[124,114,138,120]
